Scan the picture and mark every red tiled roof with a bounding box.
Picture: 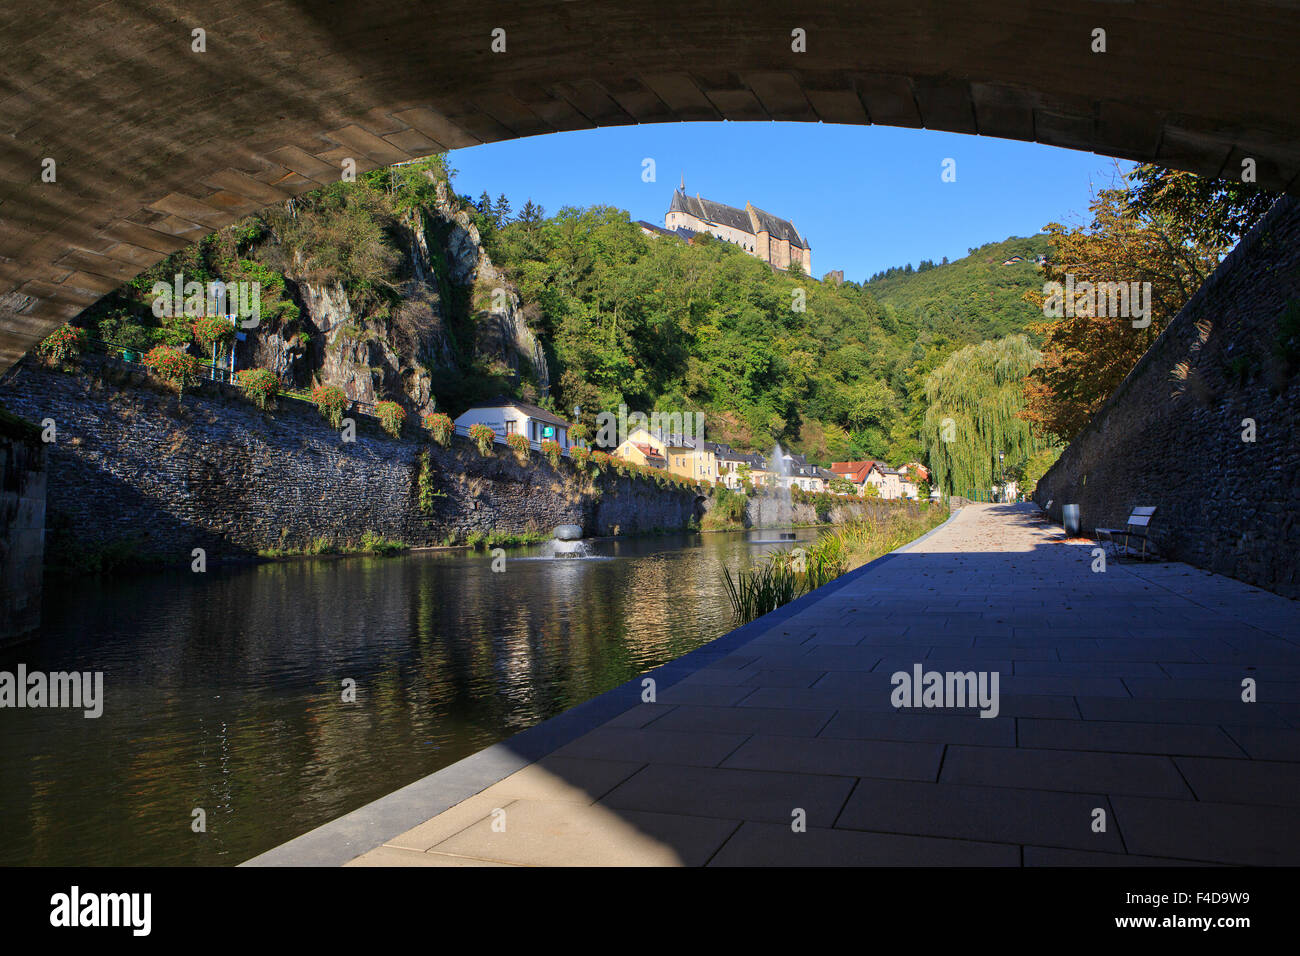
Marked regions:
[633,443,665,461]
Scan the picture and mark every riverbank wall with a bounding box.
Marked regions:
[0,359,700,568]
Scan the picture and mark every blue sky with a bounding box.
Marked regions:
[448,122,1134,283]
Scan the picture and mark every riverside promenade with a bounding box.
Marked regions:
[247,504,1300,866]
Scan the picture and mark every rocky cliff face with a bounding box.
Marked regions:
[235,172,548,416]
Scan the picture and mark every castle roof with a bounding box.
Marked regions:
[668,188,808,249]
[748,204,807,248]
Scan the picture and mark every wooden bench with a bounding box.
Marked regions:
[1096,507,1157,562]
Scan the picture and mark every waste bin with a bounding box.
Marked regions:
[1062,504,1080,537]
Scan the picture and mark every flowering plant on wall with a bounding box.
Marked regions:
[539,438,561,467]
[423,412,453,446]
[237,368,279,410]
[505,432,530,462]
[376,400,406,438]
[311,384,348,428]
[37,324,87,362]
[143,345,200,396]
[468,423,495,456]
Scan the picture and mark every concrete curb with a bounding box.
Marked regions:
[242,507,957,866]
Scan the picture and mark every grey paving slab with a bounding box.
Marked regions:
[836,778,1123,852]
[740,668,828,688]
[1221,724,1300,760]
[600,764,856,827]
[654,682,753,706]
[552,726,749,767]
[1111,796,1300,865]
[709,822,1018,866]
[720,734,944,781]
[650,702,835,737]
[820,709,1017,746]
[940,745,1193,798]
[1017,718,1245,757]
[1174,756,1300,806]
[1022,847,1218,867]
[1075,696,1293,726]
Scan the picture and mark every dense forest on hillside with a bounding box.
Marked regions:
[471,202,1051,464]
[860,234,1052,344]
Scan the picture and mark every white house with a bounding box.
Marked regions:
[453,397,574,451]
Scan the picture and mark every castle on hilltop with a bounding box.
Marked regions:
[664,181,811,275]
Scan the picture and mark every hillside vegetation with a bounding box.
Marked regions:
[55,157,1056,476]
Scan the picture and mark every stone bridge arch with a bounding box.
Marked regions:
[3,0,1300,370]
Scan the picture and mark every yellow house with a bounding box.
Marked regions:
[613,428,718,483]
[663,435,720,483]
[613,427,667,469]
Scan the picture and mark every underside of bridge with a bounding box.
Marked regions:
[2,0,1299,371]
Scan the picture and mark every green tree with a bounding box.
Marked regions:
[923,335,1043,497]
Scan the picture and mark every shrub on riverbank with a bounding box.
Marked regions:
[722,501,948,623]
[703,486,747,530]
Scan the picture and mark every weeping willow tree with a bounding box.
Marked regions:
[923,335,1042,497]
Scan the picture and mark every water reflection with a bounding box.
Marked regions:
[0,529,816,865]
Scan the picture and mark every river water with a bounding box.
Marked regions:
[0,529,816,866]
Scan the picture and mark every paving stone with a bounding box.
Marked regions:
[477,755,645,806]
[1111,796,1300,865]
[1174,756,1300,806]
[1022,847,1217,866]
[344,844,518,867]
[651,702,834,737]
[1076,696,1292,726]
[600,764,856,827]
[1125,677,1300,703]
[552,726,749,766]
[433,800,739,866]
[1014,661,1167,678]
[740,668,828,688]
[603,703,677,728]
[1220,725,1300,761]
[655,682,753,706]
[940,745,1193,798]
[721,734,944,781]
[383,794,514,852]
[709,821,1018,866]
[836,778,1123,852]
[820,709,1016,746]
[1018,718,1244,757]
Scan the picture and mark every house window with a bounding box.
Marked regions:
[505,420,518,435]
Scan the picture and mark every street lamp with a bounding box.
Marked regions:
[998,452,1006,503]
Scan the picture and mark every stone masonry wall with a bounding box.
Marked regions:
[0,360,699,566]
[1035,197,1300,598]
[0,409,46,639]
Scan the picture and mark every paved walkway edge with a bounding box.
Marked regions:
[242,509,960,866]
